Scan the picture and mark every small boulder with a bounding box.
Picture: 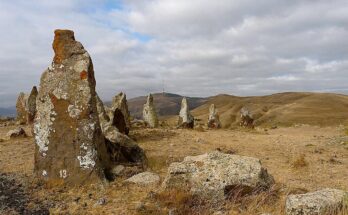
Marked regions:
[126,172,160,185]
[285,188,348,215]
[177,97,194,129]
[207,104,221,129]
[6,127,27,138]
[240,107,254,129]
[143,94,158,128]
[162,151,274,202]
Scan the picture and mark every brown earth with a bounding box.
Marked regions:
[0,123,347,214]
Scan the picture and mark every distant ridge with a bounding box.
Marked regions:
[191,92,348,127]
[0,106,16,117]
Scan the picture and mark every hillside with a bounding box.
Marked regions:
[0,107,16,117]
[126,92,207,119]
[191,92,348,127]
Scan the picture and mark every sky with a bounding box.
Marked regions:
[0,0,348,107]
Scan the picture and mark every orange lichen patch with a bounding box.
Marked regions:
[80,71,88,80]
[49,93,58,106]
[53,29,75,64]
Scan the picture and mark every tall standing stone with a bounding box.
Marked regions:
[143,94,158,128]
[207,104,221,129]
[109,92,131,135]
[240,107,254,129]
[16,92,28,124]
[177,97,194,129]
[33,29,110,185]
[26,86,38,124]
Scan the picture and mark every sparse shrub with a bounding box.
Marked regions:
[291,154,308,168]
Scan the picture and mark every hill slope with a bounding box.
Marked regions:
[127,93,207,119]
[191,92,348,127]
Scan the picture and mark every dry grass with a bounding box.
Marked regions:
[291,154,309,169]
[1,124,348,214]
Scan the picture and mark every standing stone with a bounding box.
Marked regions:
[26,86,38,124]
[16,92,28,124]
[177,97,194,129]
[240,107,254,129]
[33,29,111,185]
[143,94,158,128]
[207,104,221,129]
[109,92,131,135]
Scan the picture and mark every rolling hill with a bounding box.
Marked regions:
[191,92,348,127]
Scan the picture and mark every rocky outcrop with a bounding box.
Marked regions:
[6,127,27,139]
[109,92,131,135]
[16,92,28,125]
[240,107,254,129]
[177,97,194,129]
[285,188,348,215]
[162,151,274,202]
[26,86,38,124]
[125,172,160,185]
[143,94,158,128]
[207,104,221,129]
[33,29,111,185]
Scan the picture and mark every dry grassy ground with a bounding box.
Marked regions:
[0,124,347,214]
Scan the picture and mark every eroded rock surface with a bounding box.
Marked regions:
[33,29,111,185]
[143,94,158,128]
[240,107,254,129]
[285,188,348,215]
[177,97,194,129]
[162,151,274,202]
[16,92,28,125]
[207,104,221,129]
[109,92,131,135]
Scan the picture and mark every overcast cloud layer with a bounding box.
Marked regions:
[0,0,348,107]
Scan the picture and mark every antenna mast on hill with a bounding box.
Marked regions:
[162,78,165,96]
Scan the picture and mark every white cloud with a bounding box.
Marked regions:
[0,0,348,107]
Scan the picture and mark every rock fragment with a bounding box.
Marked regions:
[126,172,160,185]
[207,104,221,129]
[6,127,27,138]
[143,94,158,128]
[285,188,348,215]
[177,97,194,129]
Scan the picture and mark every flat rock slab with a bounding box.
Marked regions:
[286,188,348,215]
[126,172,160,185]
[162,151,274,202]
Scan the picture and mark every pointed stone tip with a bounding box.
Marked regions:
[52,29,79,64]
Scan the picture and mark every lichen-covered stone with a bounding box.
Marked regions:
[16,92,28,125]
[285,188,348,215]
[162,151,274,202]
[177,97,194,129]
[207,104,221,129]
[26,86,38,124]
[33,29,111,185]
[109,92,131,135]
[143,94,158,128]
[240,107,254,129]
